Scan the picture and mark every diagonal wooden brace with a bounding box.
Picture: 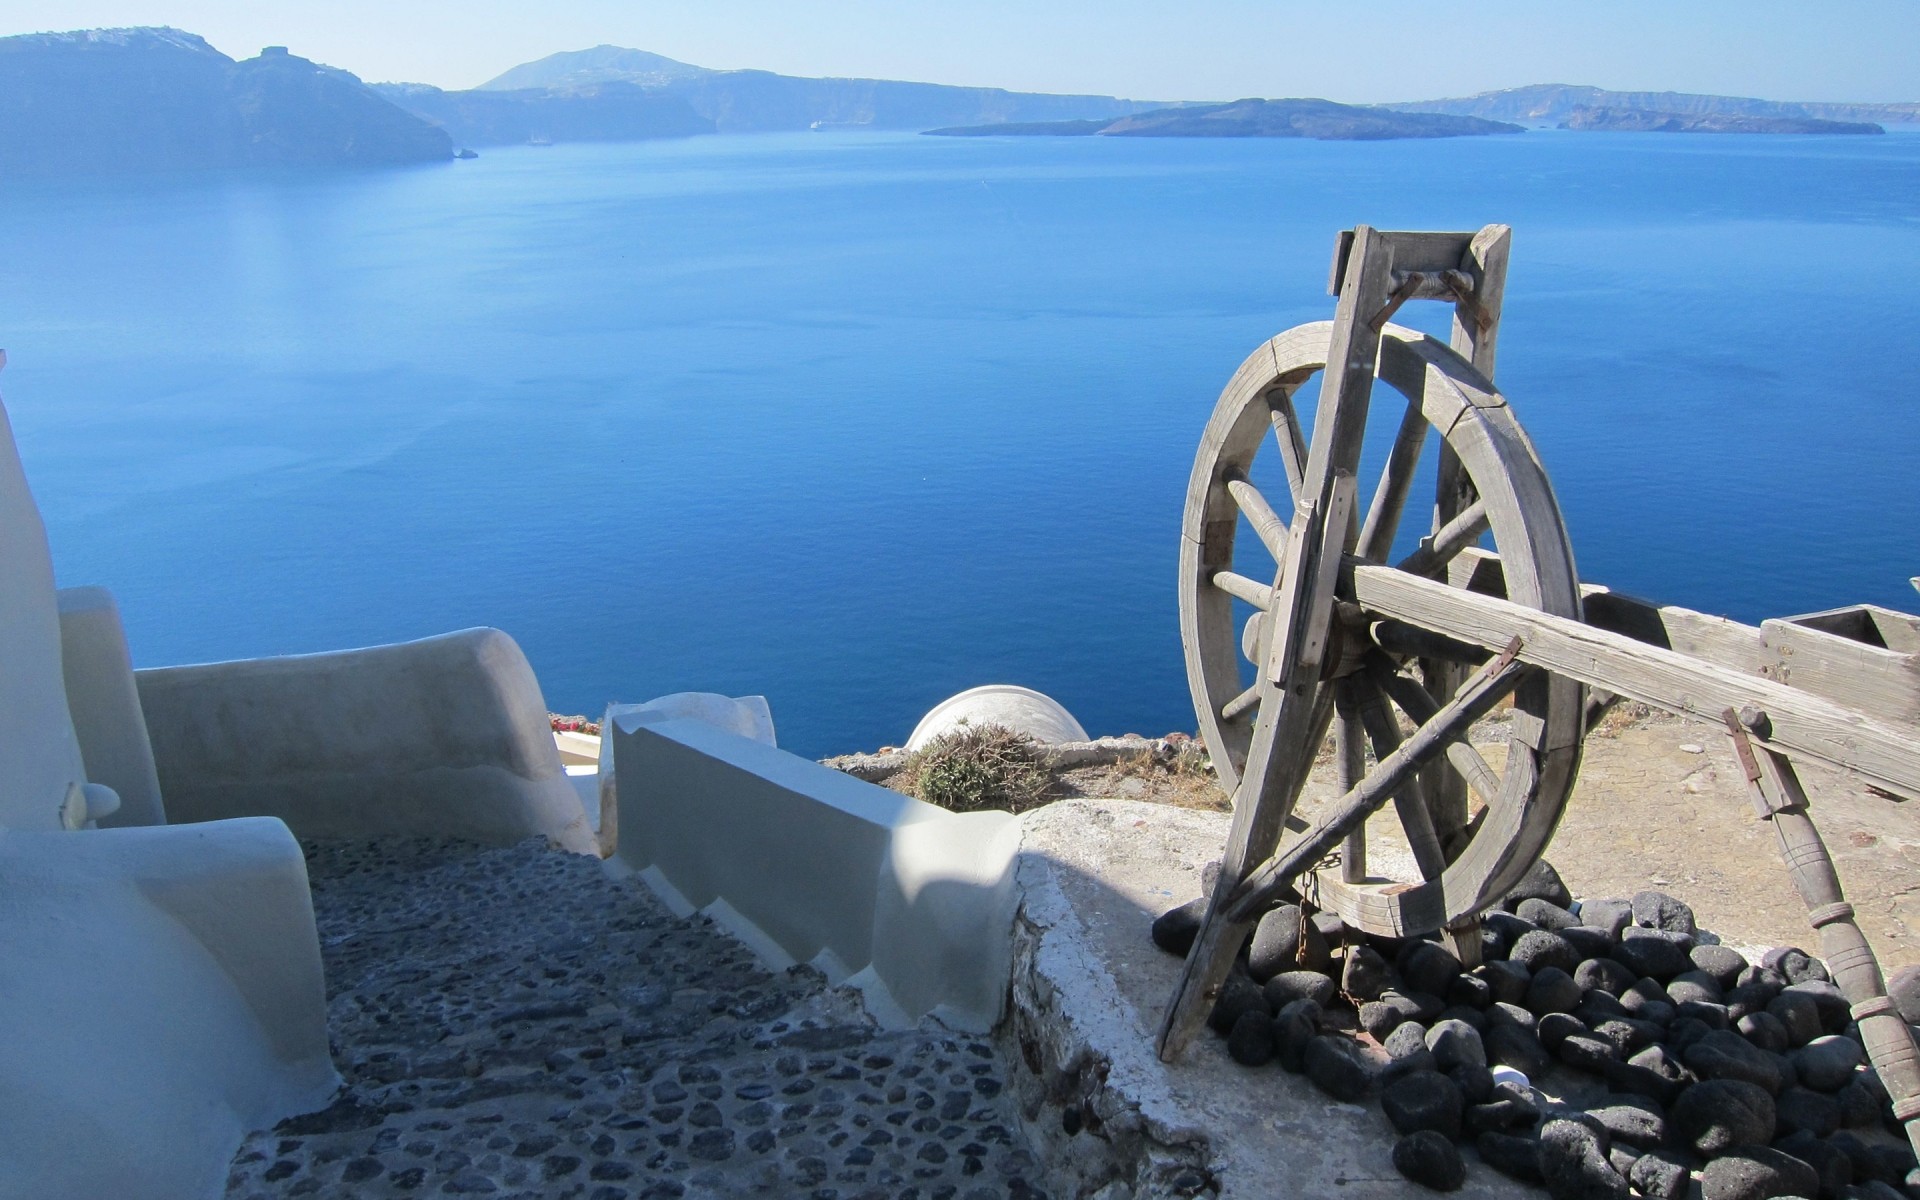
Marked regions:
[1223,638,1529,923]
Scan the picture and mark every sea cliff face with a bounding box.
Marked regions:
[1559,106,1884,135]
[0,27,450,176]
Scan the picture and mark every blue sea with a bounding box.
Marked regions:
[3,130,1917,756]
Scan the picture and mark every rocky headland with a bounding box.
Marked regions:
[0,28,451,176]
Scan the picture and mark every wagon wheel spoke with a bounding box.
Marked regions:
[1356,399,1431,562]
[1224,474,1289,564]
[1333,680,1369,883]
[1267,387,1307,502]
[1395,497,1491,578]
[1348,674,1450,881]
[1366,652,1505,811]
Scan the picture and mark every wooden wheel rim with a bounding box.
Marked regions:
[1179,319,1586,937]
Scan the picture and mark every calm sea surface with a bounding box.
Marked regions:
[3,131,1917,756]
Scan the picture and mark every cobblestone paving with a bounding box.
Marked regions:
[225,840,1048,1199]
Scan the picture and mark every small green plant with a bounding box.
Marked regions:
[903,723,1054,814]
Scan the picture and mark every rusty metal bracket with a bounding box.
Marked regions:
[1723,707,1788,819]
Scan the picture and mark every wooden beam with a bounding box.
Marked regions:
[1348,562,1920,799]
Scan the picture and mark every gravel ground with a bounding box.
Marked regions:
[224,839,1047,1200]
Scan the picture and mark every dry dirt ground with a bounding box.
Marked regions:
[870,710,1919,970]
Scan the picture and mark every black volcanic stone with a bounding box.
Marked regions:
[1629,1043,1693,1084]
[1737,962,1790,987]
[1685,1029,1787,1094]
[1668,1016,1715,1052]
[1739,1011,1792,1054]
[1248,903,1330,981]
[1629,1149,1696,1200]
[1581,898,1633,939]
[1776,1128,1853,1198]
[1767,990,1823,1048]
[1465,1096,1537,1136]
[1668,970,1727,1006]
[1763,946,1829,985]
[1608,1145,1641,1180]
[1837,1077,1883,1128]
[1273,1000,1318,1073]
[1437,1004,1488,1033]
[1488,1001,1538,1033]
[1727,980,1784,1021]
[1616,929,1694,979]
[1400,941,1464,996]
[1392,1130,1467,1192]
[1263,970,1336,1010]
[1484,910,1536,950]
[1588,1098,1667,1149]
[1151,896,1207,957]
[1519,898,1583,931]
[1426,1019,1486,1072]
[1672,1078,1777,1154]
[1227,1009,1275,1066]
[1676,1000,1733,1031]
[1576,957,1638,997]
[1775,1085,1842,1138]
[1486,1023,1551,1077]
[1589,1016,1663,1056]
[1538,1117,1631,1200]
[1558,1030,1620,1073]
[1505,858,1572,910]
[1385,1020,1434,1061]
[1360,991,1440,1038]
[1342,945,1396,1002]
[1538,1012,1587,1054]
[1476,1131,1545,1183]
[1526,967,1584,1017]
[1446,971,1492,1010]
[1511,931,1581,976]
[1601,1057,1685,1106]
[1700,1145,1819,1200]
[1578,989,1631,1023]
[1310,909,1348,946]
[1692,943,1750,986]
[1304,1035,1373,1102]
[1449,1062,1495,1104]
[1792,1034,1864,1092]
[1478,960,1532,1006]
[1787,980,1851,1033]
[1632,890,1697,936]
[1560,926,1617,961]
[1382,1071,1464,1139]
[1207,974,1268,1035]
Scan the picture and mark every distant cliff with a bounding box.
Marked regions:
[419,44,1169,138]
[0,27,450,176]
[378,81,714,145]
[928,98,1522,141]
[1560,106,1884,135]
[1392,83,1920,128]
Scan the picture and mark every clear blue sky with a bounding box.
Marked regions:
[6,0,1917,102]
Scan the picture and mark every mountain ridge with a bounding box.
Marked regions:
[928,98,1522,141]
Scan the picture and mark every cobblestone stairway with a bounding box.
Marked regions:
[224,839,1048,1199]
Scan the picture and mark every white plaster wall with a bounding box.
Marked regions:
[0,397,89,830]
[0,817,340,1200]
[58,586,167,828]
[137,627,596,853]
[608,716,1020,1030]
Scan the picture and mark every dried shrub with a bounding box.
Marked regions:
[904,723,1055,814]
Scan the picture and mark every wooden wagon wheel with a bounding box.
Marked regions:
[1178,319,1586,941]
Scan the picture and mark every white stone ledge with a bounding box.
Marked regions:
[606,715,1020,1031]
[136,628,594,853]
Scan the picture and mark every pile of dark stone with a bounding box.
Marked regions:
[1152,860,1920,1199]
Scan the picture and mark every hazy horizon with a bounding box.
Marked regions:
[1,0,1916,105]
